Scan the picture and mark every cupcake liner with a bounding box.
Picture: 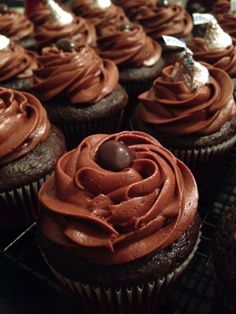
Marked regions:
[41,233,201,314]
[0,173,51,230]
[215,279,236,314]
[170,133,236,185]
[57,109,125,149]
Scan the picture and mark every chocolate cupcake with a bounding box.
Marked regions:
[0,35,37,91]
[96,22,164,119]
[34,0,96,50]
[0,3,35,50]
[72,0,129,33]
[187,18,236,87]
[0,88,66,230]
[213,207,236,314]
[131,55,236,186]
[38,130,200,314]
[32,41,128,148]
[119,0,193,43]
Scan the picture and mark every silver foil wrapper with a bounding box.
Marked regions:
[93,0,112,9]
[44,0,73,25]
[0,34,10,50]
[204,20,232,50]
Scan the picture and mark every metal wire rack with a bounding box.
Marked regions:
[0,147,236,314]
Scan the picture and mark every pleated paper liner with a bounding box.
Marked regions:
[56,109,125,150]
[0,173,51,231]
[41,233,201,314]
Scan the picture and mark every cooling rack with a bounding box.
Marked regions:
[1,146,236,314]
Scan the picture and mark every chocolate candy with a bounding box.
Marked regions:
[0,4,8,13]
[158,0,169,7]
[56,38,78,52]
[96,140,133,171]
[118,23,134,31]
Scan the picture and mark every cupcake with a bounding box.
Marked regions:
[0,35,38,91]
[32,40,128,149]
[213,206,236,314]
[0,87,66,230]
[213,3,236,44]
[96,22,164,118]
[72,0,129,33]
[118,0,193,43]
[187,17,236,87]
[0,3,35,50]
[38,130,200,314]
[131,53,236,186]
[34,0,96,50]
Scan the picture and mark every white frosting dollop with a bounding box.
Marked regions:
[0,34,10,50]
[44,0,73,25]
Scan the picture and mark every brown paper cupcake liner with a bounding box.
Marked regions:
[42,233,201,314]
[215,279,236,314]
[0,173,51,230]
[57,109,125,149]
[170,133,236,185]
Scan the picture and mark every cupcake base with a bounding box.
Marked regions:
[43,85,128,149]
[0,126,66,230]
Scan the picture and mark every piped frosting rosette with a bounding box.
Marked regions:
[39,131,198,265]
[138,63,236,136]
[33,44,119,104]
[0,88,50,166]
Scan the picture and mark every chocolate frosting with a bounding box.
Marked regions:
[0,88,50,165]
[39,131,198,265]
[138,64,236,136]
[72,0,129,32]
[119,0,193,40]
[188,37,236,77]
[33,45,119,103]
[212,1,230,15]
[0,9,33,41]
[28,3,51,27]
[97,23,162,67]
[0,41,37,82]
[35,16,96,48]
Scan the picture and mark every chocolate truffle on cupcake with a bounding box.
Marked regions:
[96,22,164,117]
[72,0,129,34]
[187,14,236,86]
[118,0,193,43]
[131,51,236,185]
[38,130,200,314]
[34,0,96,51]
[0,87,66,230]
[32,40,128,149]
[0,3,35,49]
[213,206,236,314]
[0,35,37,91]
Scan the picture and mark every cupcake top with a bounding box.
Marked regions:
[32,40,119,104]
[187,20,236,77]
[39,130,198,265]
[0,88,50,166]
[0,4,34,41]
[34,0,96,49]
[212,0,230,15]
[0,37,37,83]
[138,60,236,136]
[97,22,162,68]
[119,0,193,40]
[27,2,51,27]
[72,0,129,32]
[214,6,236,44]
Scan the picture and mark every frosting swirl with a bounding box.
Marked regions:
[28,3,51,27]
[35,16,96,48]
[0,41,37,82]
[138,64,236,136]
[72,0,129,32]
[33,45,119,103]
[0,88,50,165]
[215,12,236,44]
[97,23,162,67]
[187,38,236,77]
[119,0,193,40]
[0,8,33,41]
[39,131,198,265]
